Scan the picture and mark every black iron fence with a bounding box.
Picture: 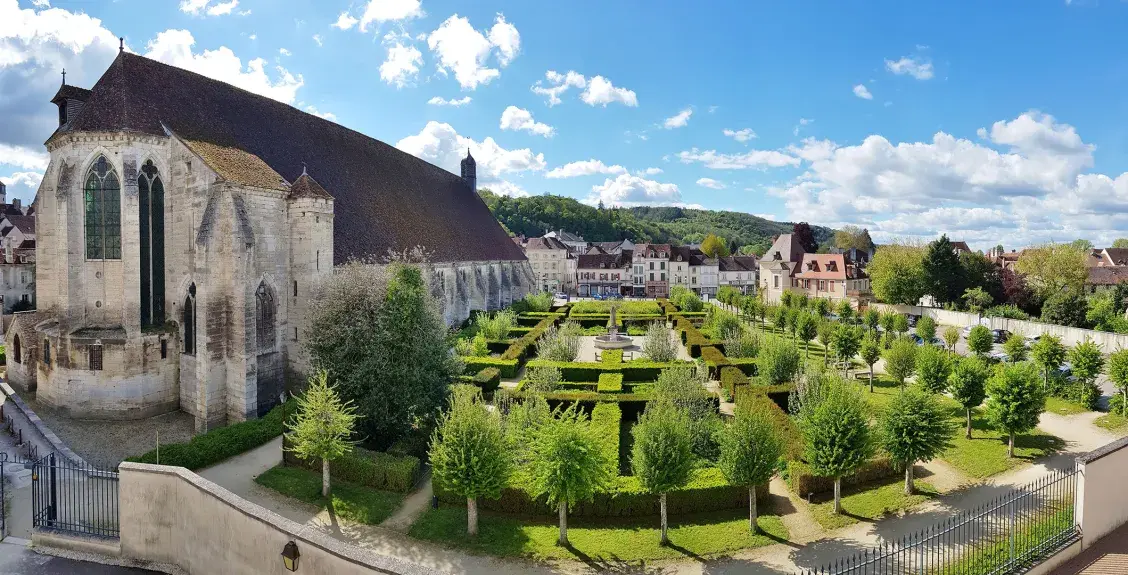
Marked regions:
[31,453,119,538]
[801,467,1079,575]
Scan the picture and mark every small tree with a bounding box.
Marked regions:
[916,316,936,343]
[880,312,897,334]
[817,321,835,367]
[860,337,882,393]
[915,345,951,394]
[812,297,831,317]
[802,380,873,514]
[949,356,989,439]
[963,287,994,314]
[1068,339,1105,410]
[741,297,762,326]
[863,308,880,332]
[836,299,855,324]
[832,324,862,377]
[795,313,817,358]
[286,370,360,497]
[643,321,678,362]
[632,401,695,545]
[879,387,953,494]
[942,326,960,357]
[718,403,783,533]
[1002,334,1027,363]
[759,334,802,385]
[430,386,511,536]
[1108,349,1128,416]
[525,365,563,393]
[884,338,918,389]
[780,290,794,308]
[529,406,613,546]
[1030,334,1066,392]
[986,363,1046,458]
[892,314,910,337]
[772,305,789,332]
[967,325,994,357]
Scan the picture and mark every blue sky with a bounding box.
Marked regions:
[4,0,1128,249]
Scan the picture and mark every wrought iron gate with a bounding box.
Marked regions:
[31,453,119,538]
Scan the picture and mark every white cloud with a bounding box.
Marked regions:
[332,12,358,30]
[697,177,726,190]
[581,75,638,107]
[481,180,529,197]
[428,96,472,106]
[0,144,49,171]
[677,148,800,170]
[249,33,257,40]
[885,56,934,80]
[427,14,519,90]
[853,84,873,100]
[499,106,554,137]
[359,0,423,32]
[145,30,305,104]
[379,41,422,87]
[0,171,43,201]
[638,167,663,176]
[588,174,682,207]
[663,108,693,129]
[396,121,546,183]
[723,128,757,143]
[304,105,336,121]
[312,34,322,47]
[279,48,291,56]
[207,0,238,16]
[178,0,239,17]
[546,160,626,179]
[531,70,586,106]
[31,0,50,6]
[793,117,814,136]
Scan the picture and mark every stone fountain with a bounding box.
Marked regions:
[594,304,634,350]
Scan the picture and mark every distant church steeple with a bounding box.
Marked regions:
[460,148,477,192]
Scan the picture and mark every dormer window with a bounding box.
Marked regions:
[827,262,838,272]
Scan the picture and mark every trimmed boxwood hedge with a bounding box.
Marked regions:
[597,373,624,393]
[733,384,803,461]
[473,367,501,391]
[601,349,623,364]
[787,456,899,497]
[590,402,621,470]
[720,366,749,397]
[500,318,555,362]
[525,359,691,382]
[462,356,519,379]
[127,403,293,470]
[285,445,422,493]
[700,346,729,376]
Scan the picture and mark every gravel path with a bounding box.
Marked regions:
[379,473,434,533]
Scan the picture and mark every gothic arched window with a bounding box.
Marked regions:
[256,282,275,352]
[12,334,20,364]
[139,160,166,326]
[183,284,196,355]
[84,155,121,260]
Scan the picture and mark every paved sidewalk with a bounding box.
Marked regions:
[0,540,155,574]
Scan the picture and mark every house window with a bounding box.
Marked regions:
[660,262,666,270]
[20,294,28,303]
[661,273,666,281]
[20,272,27,284]
[818,280,826,291]
[256,282,276,352]
[84,155,122,260]
[649,262,654,270]
[89,345,103,371]
[692,277,697,284]
[41,338,51,366]
[773,275,779,288]
[139,160,166,327]
[316,250,320,271]
[12,334,19,364]
[650,272,655,281]
[183,283,196,355]
[830,281,836,292]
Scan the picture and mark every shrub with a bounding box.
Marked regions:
[787,457,898,497]
[476,309,516,340]
[501,318,555,362]
[472,367,502,392]
[525,365,563,393]
[725,325,761,359]
[700,346,730,377]
[290,445,421,493]
[590,403,623,475]
[523,292,555,313]
[720,366,750,398]
[985,305,1031,320]
[642,321,678,362]
[915,345,951,394]
[461,356,519,379]
[597,373,624,393]
[525,359,688,382]
[601,349,623,364]
[128,403,293,469]
[536,322,582,362]
[758,334,801,385]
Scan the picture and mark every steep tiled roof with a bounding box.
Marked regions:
[3,216,34,235]
[1088,266,1128,286]
[289,173,334,200]
[577,250,633,270]
[718,256,759,272]
[951,241,972,253]
[50,84,92,104]
[1103,248,1128,266]
[795,253,867,280]
[180,139,289,191]
[526,237,569,251]
[55,52,524,264]
[635,243,672,259]
[764,234,805,263]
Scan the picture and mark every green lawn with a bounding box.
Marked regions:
[409,506,788,562]
[255,465,405,525]
[806,477,938,531]
[1044,396,1090,416]
[1095,411,1128,433]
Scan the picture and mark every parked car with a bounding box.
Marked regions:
[991,329,1011,344]
[554,292,568,301]
[1025,334,1043,346]
[910,334,926,346]
[907,315,920,327]
[988,351,1010,362]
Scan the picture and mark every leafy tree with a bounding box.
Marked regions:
[740,296,763,326]
[869,244,927,304]
[916,316,936,342]
[859,336,882,393]
[832,324,862,377]
[986,362,1046,458]
[915,345,951,394]
[836,299,855,324]
[1070,239,1094,252]
[960,252,1004,304]
[834,225,875,252]
[430,386,511,536]
[772,305,789,332]
[529,406,614,546]
[863,308,880,332]
[1002,334,1028,363]
[795,313,817,358]
[964,287,994,314]
[949,356,989,439]
[780,290,794,308]
[632,402,696,544]
[1016,243,1089,300]
[700,233,731,258]
[892,314,909,337]
[655,366,722,461]
[1067,339,1105,410]
[718,403,783,533]
[812,297,831,317]
[1041,289,1089,328]
[286,370,360,497]
[879,387,953,494]
[922,235,965,305]
[801,380,873,514]
[1108,349,1128,416]
[884,338,918,389]
[759,334,802,385]
[643,321,678,362]
[1000,268,1037,314]
[817,321,835,367]
[308,261,459,448]
[880,311,897,334]
[1030,335,1066,392]
[793,222,819,253]
[967,325,994,357]
[1113,238,1128,249]
[942,326,960,357]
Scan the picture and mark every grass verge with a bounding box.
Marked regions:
[1044,396,1090,416]
[255,464,404,525]
[806,477,938,531]
[1095,411,1128,433]
[409,506,788,562]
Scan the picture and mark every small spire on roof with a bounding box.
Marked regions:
[61,68,66,85]
[301,162,307,176]
[119,37,124,52]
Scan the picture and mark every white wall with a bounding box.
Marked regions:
[1076,436,1128,547]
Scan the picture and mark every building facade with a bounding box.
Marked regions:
[524,237,575,293]
[718,256,759,294]
[7,52,530,431]
[576,250,632,296]
[633,243,671,298]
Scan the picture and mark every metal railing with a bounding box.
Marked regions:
[31,453,119,538]
[801,467,1078,575]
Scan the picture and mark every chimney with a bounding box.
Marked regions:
[460,149,477,193]
[12,199,20,212]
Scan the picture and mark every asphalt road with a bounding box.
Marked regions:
[0,542,157,574]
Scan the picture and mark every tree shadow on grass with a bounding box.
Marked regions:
[564,544,673,574]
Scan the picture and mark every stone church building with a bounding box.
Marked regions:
[6,51,532,431]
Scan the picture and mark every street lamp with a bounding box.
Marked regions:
[281,541,300,571]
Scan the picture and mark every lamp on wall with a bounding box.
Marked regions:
[281,541,300,571]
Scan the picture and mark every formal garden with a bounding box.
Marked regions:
[119,261,1128,570]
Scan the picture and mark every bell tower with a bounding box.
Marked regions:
[460,149,477,192]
